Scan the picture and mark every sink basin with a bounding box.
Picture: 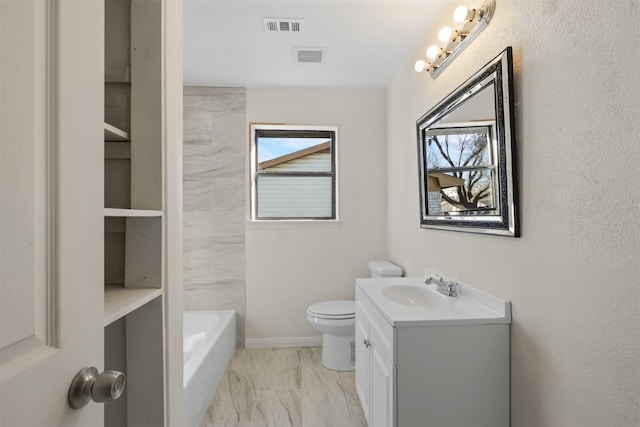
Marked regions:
[356,276,511,326]
[381,285,448,308]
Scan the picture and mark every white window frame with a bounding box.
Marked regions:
[250,123,339,222]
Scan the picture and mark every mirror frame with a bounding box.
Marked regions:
[416,47,519,236]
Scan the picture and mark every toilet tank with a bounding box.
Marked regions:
[368,260,403,278]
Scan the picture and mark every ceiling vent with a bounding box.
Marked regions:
[263,18,304,33]
[294,47,326,64]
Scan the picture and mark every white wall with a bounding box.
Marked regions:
[387,1,640,426]
[245,87,387,346]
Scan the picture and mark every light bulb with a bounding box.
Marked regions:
[414,59,427,72]
[426,45,441,60]
[453,6,473,23]
[438,27,453,42]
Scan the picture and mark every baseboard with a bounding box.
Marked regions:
[245,336,323,349]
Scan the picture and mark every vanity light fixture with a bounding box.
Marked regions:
[414,0,495,78]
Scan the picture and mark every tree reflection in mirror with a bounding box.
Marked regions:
[424,123,498,216]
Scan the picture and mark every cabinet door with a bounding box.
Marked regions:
[1,1,104,426]
[355,314,370,422]
[370,340,395,427]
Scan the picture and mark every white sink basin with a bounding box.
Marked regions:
[356,276,511,326]
[381,285,448,308]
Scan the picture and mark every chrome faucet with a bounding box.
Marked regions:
[424,274,458,297]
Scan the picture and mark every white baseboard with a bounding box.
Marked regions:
[245,336,323,349]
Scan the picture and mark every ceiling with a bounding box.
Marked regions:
[183,0,447,88]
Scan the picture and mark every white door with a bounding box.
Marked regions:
[355,313,370,423]
[370,341,395,427]
[1,1,104,426]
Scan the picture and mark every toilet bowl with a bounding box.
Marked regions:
[306,300,356,371]
[307,260,403,372]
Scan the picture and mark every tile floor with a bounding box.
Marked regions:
[198,347,367,427]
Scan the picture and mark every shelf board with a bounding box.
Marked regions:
[104,284,162,326]
[104,208,163,217]
[104,122,130,142]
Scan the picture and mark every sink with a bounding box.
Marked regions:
[381,285,448,308]
[356,276,511,326]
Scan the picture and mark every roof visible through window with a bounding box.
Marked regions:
[257,137,331,163]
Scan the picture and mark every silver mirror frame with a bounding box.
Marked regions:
[416,47,519,236]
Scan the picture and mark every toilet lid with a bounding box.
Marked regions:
[307,300,355,318]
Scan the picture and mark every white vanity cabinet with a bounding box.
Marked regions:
[355,278,511,427]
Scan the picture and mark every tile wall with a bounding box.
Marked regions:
[183,86,246,346]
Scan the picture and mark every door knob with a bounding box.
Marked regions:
[363,339,371,348]
[68,366,126,409]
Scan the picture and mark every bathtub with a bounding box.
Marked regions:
[183,310,236,427]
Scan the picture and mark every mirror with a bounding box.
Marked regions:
[416,47,519,236]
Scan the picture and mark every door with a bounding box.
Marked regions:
[1,1,104,426]
[355,310,370,423]
[370,337,395,427]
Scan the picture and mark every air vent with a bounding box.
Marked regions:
[294,47,326,64]
[263,18,304,33]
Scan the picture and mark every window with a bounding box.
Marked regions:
[250,124,337,221]
[423,123,498,215]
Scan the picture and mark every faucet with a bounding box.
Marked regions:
[424,274,458,297]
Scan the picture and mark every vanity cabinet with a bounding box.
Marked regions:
[355,280,510,427]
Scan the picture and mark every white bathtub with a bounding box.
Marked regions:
[183,310,236,427]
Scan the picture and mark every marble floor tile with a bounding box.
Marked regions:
[301,363,346,395]
[253,390,302,427]
[344,390,367,426]
[200,369,257,426]
[198,347,366,427]
[301,388,350,426]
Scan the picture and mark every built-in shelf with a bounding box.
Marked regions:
[104,284,162,326]
[104,77,131,84]
[104,122,130,142]
[104,208,163,217]
[105,141,131,159]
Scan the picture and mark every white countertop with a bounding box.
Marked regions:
[356,277,511,327]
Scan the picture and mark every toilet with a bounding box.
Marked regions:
[307,260,403,371]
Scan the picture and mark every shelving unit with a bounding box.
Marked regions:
[104,208,162,217]
[104,285,163,326]
[104,0,165,425]
[104,122,130,142]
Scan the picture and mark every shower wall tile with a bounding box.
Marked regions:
[183,211,216,243]
[211,111,245,146]
[183,245,216,288]
[184,286,245,310]
[211,242,245,283]
[183,144,245,179]
[184,112,213,145]
[210,179,246,238]
[183,179,214,212]
[183,241,244,289]
[183,87,246,112]
[184,86,247,347]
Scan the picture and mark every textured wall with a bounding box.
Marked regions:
[183,86,246,346]
[387,1,640,426]
[245,87,388,346]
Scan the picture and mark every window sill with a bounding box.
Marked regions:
[247,219,343,229]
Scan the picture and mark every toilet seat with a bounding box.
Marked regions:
[307,300,355,320]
